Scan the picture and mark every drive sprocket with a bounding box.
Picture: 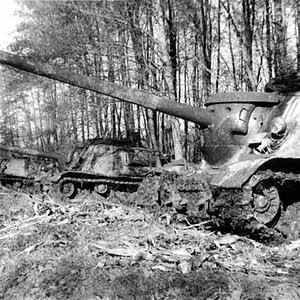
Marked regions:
[244,170,281,227]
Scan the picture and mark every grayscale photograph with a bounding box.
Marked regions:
[0,1,300,299]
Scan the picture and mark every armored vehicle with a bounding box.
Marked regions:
[0,144,62,192]
[1,50,300,240]
[0,139,157,198]
[55,136,159,198]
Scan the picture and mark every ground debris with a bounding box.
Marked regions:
[90,241,152,260]
[0,190,300,299]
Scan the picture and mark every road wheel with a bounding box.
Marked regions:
[95,184,110,197]
[13,180,23,190]
[59,181,77,199]
[252,183,281,227]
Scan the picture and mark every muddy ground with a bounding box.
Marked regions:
[0,186,300,300]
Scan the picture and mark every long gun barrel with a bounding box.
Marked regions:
[0,144,61,161]
[0,50,214,127]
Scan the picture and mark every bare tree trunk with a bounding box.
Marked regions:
[118,29,135,140]
[242,0,255,90]
[216,0,221,93]
[154,0,183,161]
[92,94,100,137]
[192,31,199,103]
[199,0,212,98]
[107,46,117,139]
[80,92,86,142]
[22,96,34,147]
[265,0,273,79]
[223,0,256,90]
[127,1,162,166]
[273,0,287,76]
[111,102,117,139]
[50,83,59,148]
[296,0,300,72]
[36,88,45,150]
[69,86,78,143]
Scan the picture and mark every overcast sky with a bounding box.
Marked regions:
[0,0,20,50]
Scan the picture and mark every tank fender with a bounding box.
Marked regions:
[209,158,270,188]
[210,156,300,188]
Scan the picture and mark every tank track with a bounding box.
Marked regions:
[55,175,143,198]
[145,169,300,244]
[58,176,142,188]
[0,175,35,190]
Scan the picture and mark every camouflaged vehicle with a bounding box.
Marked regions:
[55,137,158,198]
[0,145,62,191]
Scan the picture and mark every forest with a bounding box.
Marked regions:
[0,0,299,161]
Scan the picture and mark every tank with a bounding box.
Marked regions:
[0,144,63,191]
[1,50,300,240]
[55,137,159,198]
